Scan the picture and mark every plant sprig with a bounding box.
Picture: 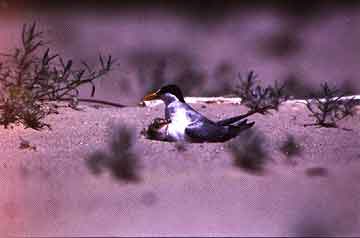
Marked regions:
[0,22,116,129]
[235,71,288,115]
[304,82,358,128]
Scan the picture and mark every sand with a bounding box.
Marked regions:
[1,101,360,236]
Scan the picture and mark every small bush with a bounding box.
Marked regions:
[235,71,288,114]
[87,126,140,182]
[228,129,268,174]
[305,167,328,177]
[0,22,115,129]
[304,82,357,128]
[279,134,302,158]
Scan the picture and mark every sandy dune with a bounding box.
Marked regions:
[1,101,360,236]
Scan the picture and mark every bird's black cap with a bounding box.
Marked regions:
[158,84,185,102]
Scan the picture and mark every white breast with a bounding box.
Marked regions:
[166,107,192,141]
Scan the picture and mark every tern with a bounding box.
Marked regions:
[142,85,255,143]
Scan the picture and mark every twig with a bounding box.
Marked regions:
[45,98,127,108]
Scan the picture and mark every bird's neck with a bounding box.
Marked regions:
[164,100,186,120]
[161,93,182,106]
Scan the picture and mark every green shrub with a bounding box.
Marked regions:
[0,22,115,129]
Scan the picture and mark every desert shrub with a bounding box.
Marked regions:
[0,22,115,129]
[235,71,288,114]
[87,125,140,182]
[305,167,328,177]
[228,129,269,174]
[279,134,302,158]
[304,82,357,128]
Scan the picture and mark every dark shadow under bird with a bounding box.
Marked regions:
[142,85,255,143]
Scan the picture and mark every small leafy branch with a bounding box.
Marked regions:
[0,22,116,129]
[235,71,288,115]
[304,82,357,128]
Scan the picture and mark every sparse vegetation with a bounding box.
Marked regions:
[228,129,268,174]
[304,82,357,128]
[0,22,115,129]
[86,126,140,182]
[305,167,328,177]
[235,71,288,115]
[279,134,302,158]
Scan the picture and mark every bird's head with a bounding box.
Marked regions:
[142,84,185,104]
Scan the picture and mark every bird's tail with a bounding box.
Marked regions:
[230,119,255,133]
[213,119,255,142]
[216,111,256,126]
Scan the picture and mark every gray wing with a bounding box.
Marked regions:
[216,114,248,126]
[185,120,229,143]
[184,104,211,122]
[166,102,205,122]
[186,119,255,143]
[216,111,255,126]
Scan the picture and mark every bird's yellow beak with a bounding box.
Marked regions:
[142,91,160,101]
